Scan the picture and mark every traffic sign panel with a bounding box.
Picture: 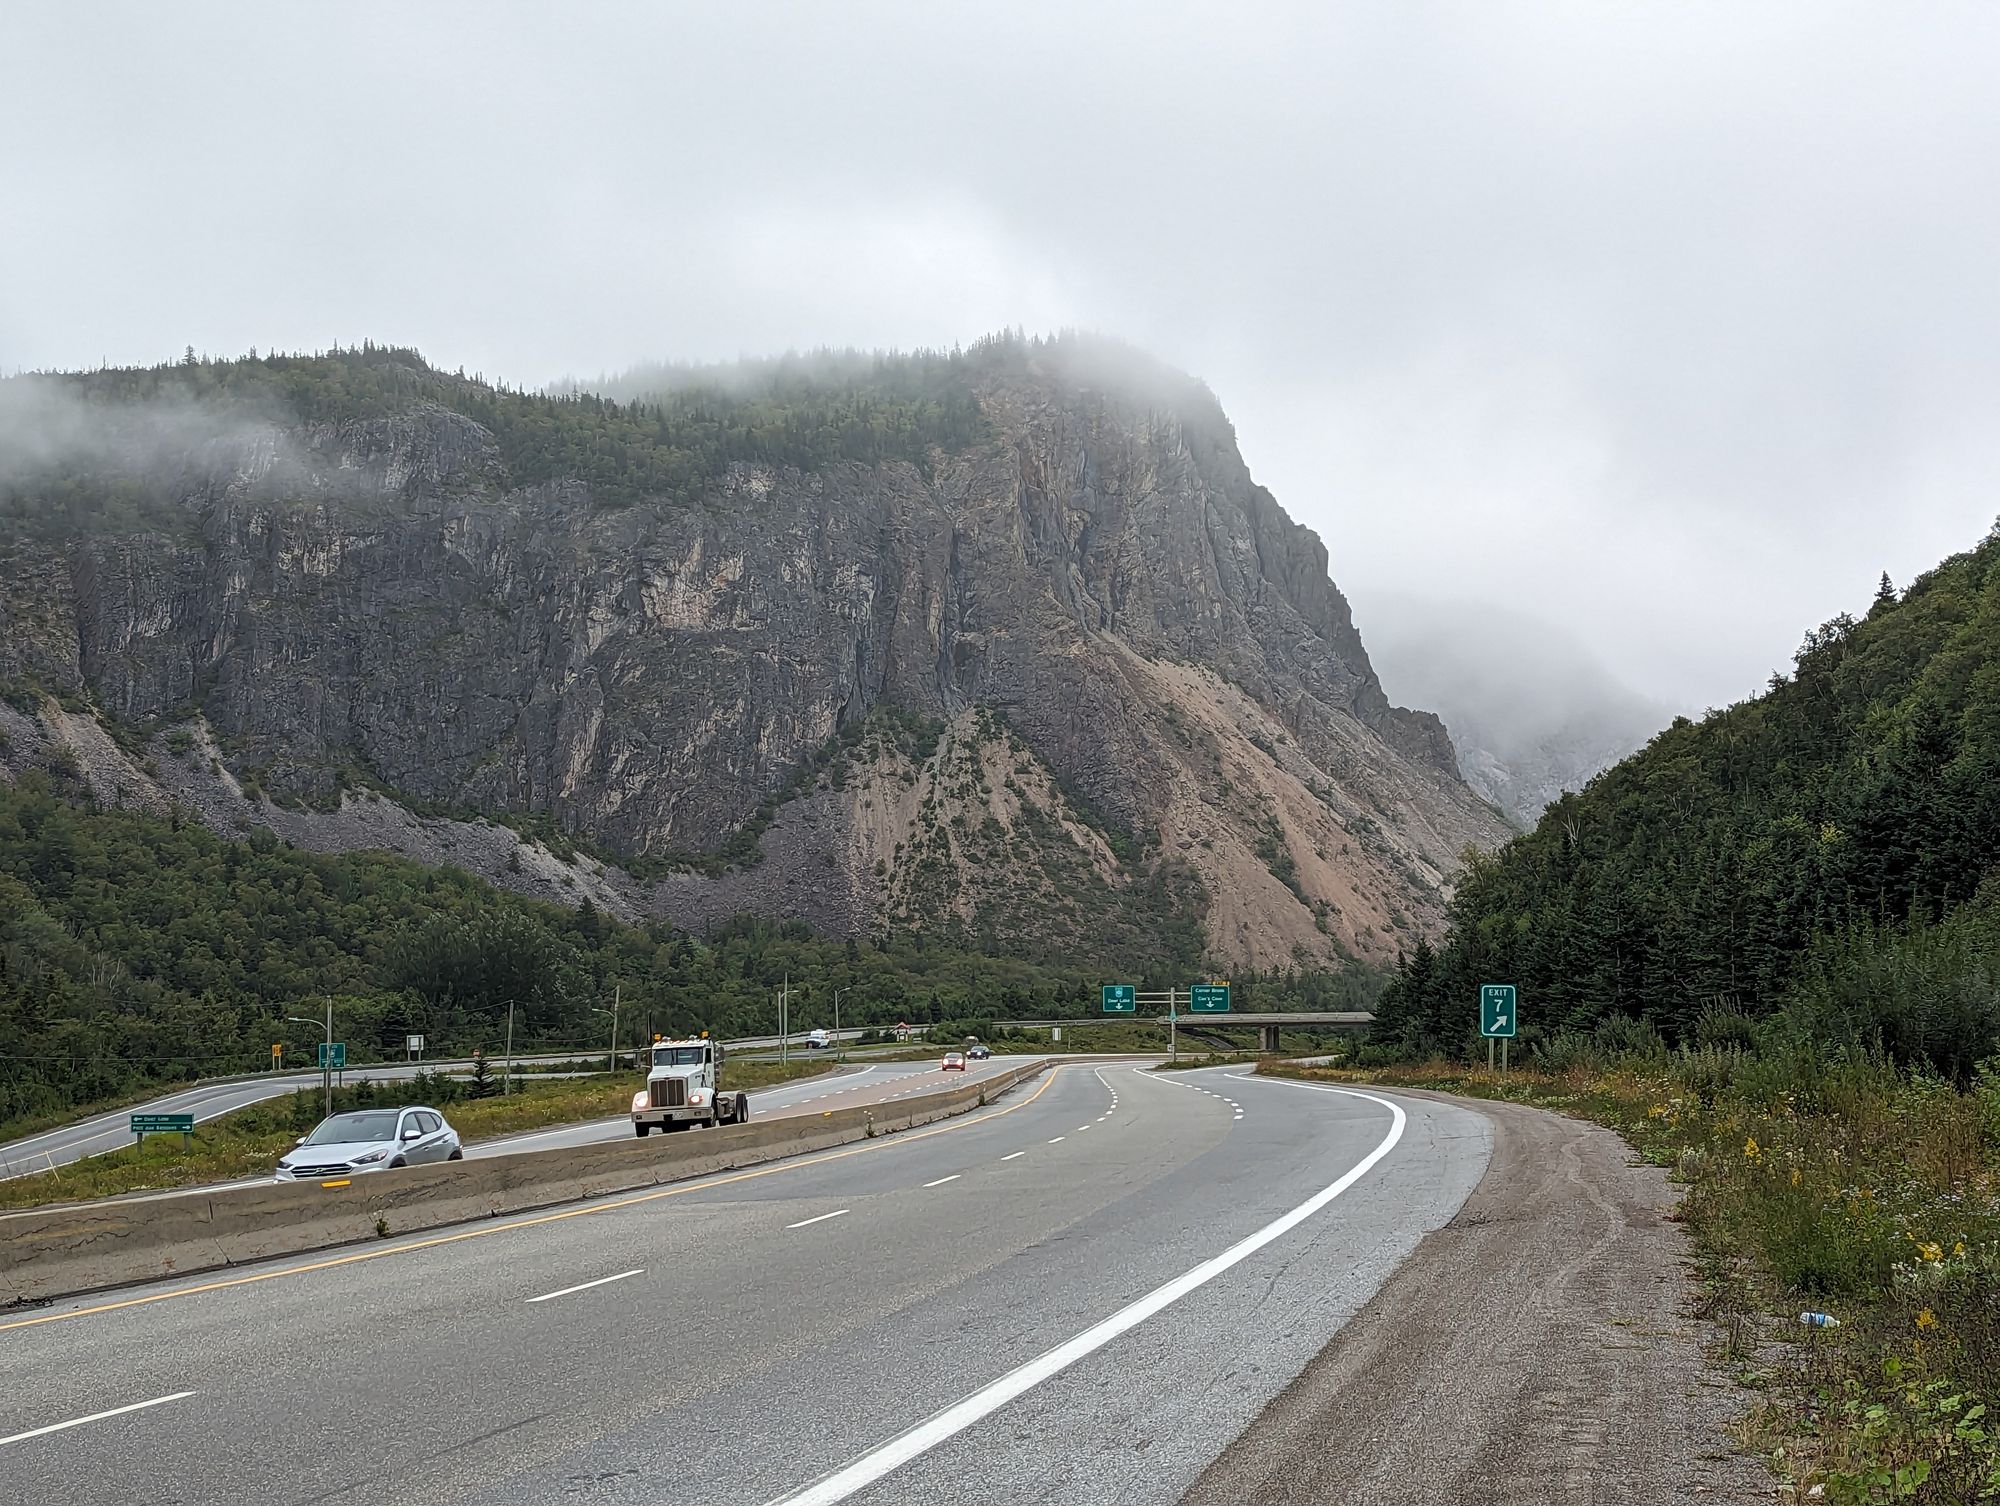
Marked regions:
[1189,983,1231,1013]
[1101,984,1136,1014]
[318,1042,347,1069]
[131,1114,194,1135]
[1480,984,1518,1038]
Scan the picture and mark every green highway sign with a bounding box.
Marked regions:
[131,1114,194,1135]
[1101,984,1136,1014]
[318,1042,347,1069]
[1189,983,1231,1014]
[1480,984,1518,1039]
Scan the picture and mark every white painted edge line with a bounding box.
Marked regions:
[786,1209,850,1229]
[526,1268,645,1304]
[762,1085,1407,1506]
[0,1391,197,1448]
[922,1175,960,1188]
[1000,1151,1025,1162]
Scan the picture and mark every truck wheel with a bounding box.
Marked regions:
[634,1122,650,1137]
[735,1094,751,1123]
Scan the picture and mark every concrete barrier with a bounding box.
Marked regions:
[0,1061,1053,1307]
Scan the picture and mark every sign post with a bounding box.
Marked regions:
[1480,984,1518,1073]
[405,1034,425,1062]
[271,1043,283,1070]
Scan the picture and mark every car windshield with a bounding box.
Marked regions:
[304,1111,402,1145]
[655,1047,706,1067]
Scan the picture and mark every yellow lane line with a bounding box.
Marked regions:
[0,1068,1063,1335]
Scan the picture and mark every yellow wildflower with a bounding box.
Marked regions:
[1917,1308,1938,1330]
[1918,1242,1943,1263]
[1745,1136,1761,1159]
[1955,1241,1967,1257]
[1791,1168,1802,1187]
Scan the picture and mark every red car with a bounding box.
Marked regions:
[941,1052,967,1071]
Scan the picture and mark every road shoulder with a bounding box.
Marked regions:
[1178,1088,1769,1506]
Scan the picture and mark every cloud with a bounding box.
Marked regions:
[3,2,1996,708]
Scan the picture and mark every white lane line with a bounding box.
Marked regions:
[527,1268,645,1304]
[0,1391,197,1448]
[1048,1136,1066,1144]
[1000,1151,1025,1162]
[922,1175,961,1188]
[762,1085,1408,1506]
[786,1209,850,1229]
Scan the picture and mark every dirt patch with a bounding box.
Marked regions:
[1179,1090,1770,1506]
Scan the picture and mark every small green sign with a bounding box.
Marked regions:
[318,1042,347,1069]
[131,1113,195,1135]
[1101,984,1136,1014]
[1480,984,1517,1038]
[1189,983,1231,1014]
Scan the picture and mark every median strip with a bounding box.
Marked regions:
[526,1268,644,1304]
[0,1391,196,1448]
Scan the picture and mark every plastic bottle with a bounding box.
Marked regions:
[1799,1311,1841,1328]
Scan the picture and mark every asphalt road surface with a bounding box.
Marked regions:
[0,1033,871,1179]
[0,1064,1491,1505]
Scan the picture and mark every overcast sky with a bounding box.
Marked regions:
[5,3,1997,712]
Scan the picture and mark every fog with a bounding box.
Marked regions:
[4,3,1997,714]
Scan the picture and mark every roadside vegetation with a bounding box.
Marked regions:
[1342,527,2000,1501]
[1274,1026,2000,1503]
[0,1057,834,1212]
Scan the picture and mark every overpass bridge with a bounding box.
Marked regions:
[994,1013,1374,1052]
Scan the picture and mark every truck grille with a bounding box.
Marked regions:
[650,1078,686,1109]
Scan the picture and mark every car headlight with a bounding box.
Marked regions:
[352,1149,387,1164]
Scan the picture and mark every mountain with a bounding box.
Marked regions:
[1374,526,2000,1066]
[1361,595,1674,828]
[0,335,1509,973]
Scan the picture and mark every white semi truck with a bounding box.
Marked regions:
[630,1035,751,1136]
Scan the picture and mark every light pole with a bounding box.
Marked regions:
[833,986,851,1059]
[592,991,619,1076]
[286,1005,332,1121]
[504,999,516,1096]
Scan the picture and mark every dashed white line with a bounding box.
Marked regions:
[1048,1136,1065,1144]
[922,1175,960,1188]
[787,1209,850,1229]
[0,1391,197,1448]
[527,1268,645,1304]
[1000,1151,1025,1162]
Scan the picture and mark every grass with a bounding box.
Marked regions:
[0,1059,836,1212]
[1271,1051,2000,1503]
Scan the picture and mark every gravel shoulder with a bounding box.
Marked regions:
[1179,1088,1771,1506]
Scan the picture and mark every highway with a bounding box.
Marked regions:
[0,1064,1490,1505]
[0,1033,872,1179]
[0,1057,1042,1210]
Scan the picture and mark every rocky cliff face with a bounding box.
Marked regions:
[0,340,1510,969]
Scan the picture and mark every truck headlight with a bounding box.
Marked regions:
[688,1090,708,1106]
[631,1092,649,1111]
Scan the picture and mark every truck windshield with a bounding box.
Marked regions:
[654,1047,706,1067]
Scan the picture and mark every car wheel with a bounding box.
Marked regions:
[388,1156,406,1169]
[447,1147,463,1161]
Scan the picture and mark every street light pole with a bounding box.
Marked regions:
[611,985,620,1074]
[285,1010,333,1121]
[833,986,850,1059]
[504,999,516,1096]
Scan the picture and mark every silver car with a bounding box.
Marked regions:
[274,1106,463,1181]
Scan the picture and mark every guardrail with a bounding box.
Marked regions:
[0,1061,1054,1308]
